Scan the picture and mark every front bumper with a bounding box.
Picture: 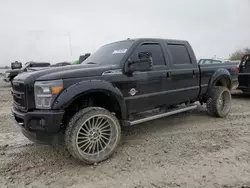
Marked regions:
[11,107,64,144]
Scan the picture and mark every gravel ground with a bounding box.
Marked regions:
[1,77,250,188]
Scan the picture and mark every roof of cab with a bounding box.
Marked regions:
[130,38,189,43]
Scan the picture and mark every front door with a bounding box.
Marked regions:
[122,42,167,114]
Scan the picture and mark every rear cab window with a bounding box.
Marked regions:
[167,43,192,66]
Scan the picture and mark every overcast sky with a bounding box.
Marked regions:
[0,0,249,66]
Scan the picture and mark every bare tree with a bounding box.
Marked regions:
[230,48,250,60]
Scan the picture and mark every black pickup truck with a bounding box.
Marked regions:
[11,38,238,164]
[238,54,250,92]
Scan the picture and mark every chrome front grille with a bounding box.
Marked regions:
[12,81,27,111]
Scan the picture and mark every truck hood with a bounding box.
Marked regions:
[14,63,120,82]
[26,67,50,71]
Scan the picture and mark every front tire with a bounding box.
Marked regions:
[206,86,231,117]
[65,107,121,164]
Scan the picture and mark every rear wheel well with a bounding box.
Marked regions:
[62,91,122,128]
[214,76,231,89]
[201,76,231,104]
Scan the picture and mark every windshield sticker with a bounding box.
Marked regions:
[112,49,127,54]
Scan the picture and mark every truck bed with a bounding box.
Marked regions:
[199,62,239,96]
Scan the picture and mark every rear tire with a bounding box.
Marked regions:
[65,107,121,164]
[206,86,231,117]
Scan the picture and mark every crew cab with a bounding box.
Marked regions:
[11,38,238,164]
[238,54,250,92]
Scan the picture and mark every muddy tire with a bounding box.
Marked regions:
[206,86,231,117]
[65,107,121,164]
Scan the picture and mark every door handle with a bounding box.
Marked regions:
[166,72,171,79]
[192,70,196,78]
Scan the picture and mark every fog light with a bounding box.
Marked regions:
[39,119,46,127]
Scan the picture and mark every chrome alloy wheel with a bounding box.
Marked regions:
[76,115,115,155]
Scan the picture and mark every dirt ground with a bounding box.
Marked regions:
[1,77,250,188]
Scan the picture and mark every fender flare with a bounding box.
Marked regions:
[207,68,232,92]
[52,80,127,119]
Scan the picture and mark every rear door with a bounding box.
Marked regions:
[161,41,200,106]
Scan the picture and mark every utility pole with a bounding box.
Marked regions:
[68,32,73,58]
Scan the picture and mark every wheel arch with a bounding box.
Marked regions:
[53,80,127,120]
[208,69,232,93]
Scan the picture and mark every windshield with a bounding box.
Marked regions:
[83,40,134,65]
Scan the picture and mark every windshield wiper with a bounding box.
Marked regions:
[85,62,97,64]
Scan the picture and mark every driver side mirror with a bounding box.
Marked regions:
[124,52,153,74]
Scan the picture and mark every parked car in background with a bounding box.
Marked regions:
[3,61,50,82]
[199,58,240,66]
[79,53,91,64]
[226,60,241,67]
[11,61,22,69]
[72,53,91,65]
[238,54,250,92]
[198,59,226,65]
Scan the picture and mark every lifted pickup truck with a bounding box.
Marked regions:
[238,54,250,92]
[12,38,238,164]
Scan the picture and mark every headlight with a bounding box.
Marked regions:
[34,80,63,109]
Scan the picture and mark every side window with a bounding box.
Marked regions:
[133,43,165,66]
[212,60,222,64]
[168,44,191,65]
[198,59,204,64]
[203,60,212,64]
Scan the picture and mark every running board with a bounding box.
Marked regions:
[127,105,197,126]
